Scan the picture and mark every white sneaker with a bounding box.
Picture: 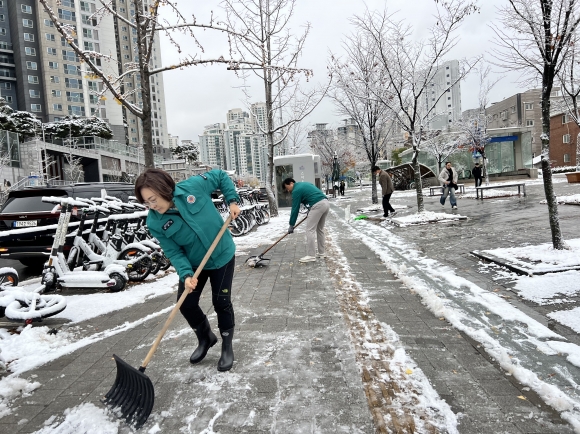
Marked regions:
[440,203,445,207]
[299,256,317,263]
[316,253,327,258]
[390,210,397,216]
[452,205,457,210]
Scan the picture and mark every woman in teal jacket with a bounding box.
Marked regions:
[135,168,240,371]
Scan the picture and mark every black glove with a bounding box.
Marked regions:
[288,225,294,234]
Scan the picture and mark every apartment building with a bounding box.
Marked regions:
[0,0,170,152]
[199,123,226,169]
[549,112,578,168]
[424,59,462,130]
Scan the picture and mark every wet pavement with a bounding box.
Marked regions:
[0,174,579,433]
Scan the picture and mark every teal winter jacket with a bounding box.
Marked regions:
[146,170,240,280]
[289,182,327,226]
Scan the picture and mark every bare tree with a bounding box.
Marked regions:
[328,30,394,204]
[286,121,308,155]
[352,1,479,213]
[223,0,330,216]
[39,0,267,169]
[308,125,355,193]
[491,0,580,249]
[422,130,463,174]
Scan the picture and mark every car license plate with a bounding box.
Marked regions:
[14,220,38,227]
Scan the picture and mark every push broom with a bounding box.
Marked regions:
[103,216,232,428]
[245,214,308,268]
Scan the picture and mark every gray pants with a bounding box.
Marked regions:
[305,200,330,256]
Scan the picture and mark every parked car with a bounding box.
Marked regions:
[0,182,136,268]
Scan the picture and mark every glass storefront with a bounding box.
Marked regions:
[486,140,515,174]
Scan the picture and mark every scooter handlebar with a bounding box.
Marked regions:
[42,196,93,207]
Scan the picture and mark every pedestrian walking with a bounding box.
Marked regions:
[339,180,345,196]
[283,178,330,263]
[438,161,459,210]
[135,168,241,372]
[372,166,396,217]
[472,162,483,187]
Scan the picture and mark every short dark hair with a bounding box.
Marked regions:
[371,166,381,172]
[282,178,295,186]
[445,161,452,166]
[135,168,175,203]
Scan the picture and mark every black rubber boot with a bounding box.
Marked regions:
[217,328,234,372]
[189,317,218,364]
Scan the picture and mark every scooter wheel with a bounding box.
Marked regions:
[150,252,162,275]
[0,271,19,289]
[67,246,80,270]
[108,272,127,292]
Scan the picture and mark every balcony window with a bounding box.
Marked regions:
[66,91,84,103]
[58,9,76,21]
[68,105,85,116]
[22,19,34,28]
[62,50,78,62]
[44,19,55,27]
[26,61,37,70]
[65,78,82,89]
[83,28,93,39]
[53,103,63,112]
[47,48,57,55]
[63,64,81,75]
[24,33,34,42]
[25,47,36,56]
[29,89,41,99]
[31,104,42,112]
[51,90,62,97]
[49,61,59,69]
[22,5,32,14]
[46,33,55,42]
[0,28,5,36]
[61,0,75,7]
[50,76,60,83]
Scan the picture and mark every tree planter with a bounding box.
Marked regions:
[565,172,580,183]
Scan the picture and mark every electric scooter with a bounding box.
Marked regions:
[40,197,128,292]
[66,202,152,281]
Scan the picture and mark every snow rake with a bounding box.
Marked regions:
[245,215,308,268]
[103,216,232,429]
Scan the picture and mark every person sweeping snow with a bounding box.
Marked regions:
[283,178,330,263]
[135,168,240,371]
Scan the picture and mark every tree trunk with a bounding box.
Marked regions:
[411,136,424,213]
[371,171,378,204]
[541,82,564,249]
[264,74,278,216]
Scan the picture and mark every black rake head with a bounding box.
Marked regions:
[103,354,155,429]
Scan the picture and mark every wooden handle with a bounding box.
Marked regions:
[260,215,308,256]
[140,216,232,369]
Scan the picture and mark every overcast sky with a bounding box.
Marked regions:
[158,0,528,145]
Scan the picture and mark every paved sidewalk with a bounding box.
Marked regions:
[0,178,577,433]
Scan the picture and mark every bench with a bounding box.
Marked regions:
[429,184,465,196]
[475,183,526,199]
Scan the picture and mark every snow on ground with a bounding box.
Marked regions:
[541,194,580,205]
[0,376,40,418]
[332,210,580,428]
[388,210,467,227]
[232,210,290,255]
[326,228,459,433]
[459,189,523,199]
[33,403,120,434]
[480,239,580,273]
[512,271,580,305]
[550,308,580,334]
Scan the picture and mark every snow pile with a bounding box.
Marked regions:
[540,194,580,205]
[389,210,467,227]
[0,376,40,418]
[513,271,580,305]
[34,403,119,433]
[461,189,523,199]
[550,308,580,334]
[481,239,580,273]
